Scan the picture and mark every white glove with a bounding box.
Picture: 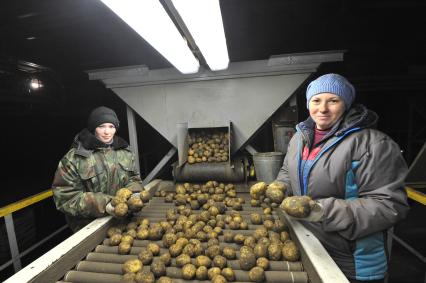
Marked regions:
[105,202,116,217]
[283,202,324,222]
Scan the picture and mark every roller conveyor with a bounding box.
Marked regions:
[4,180,349,283]
[59,185,309,283]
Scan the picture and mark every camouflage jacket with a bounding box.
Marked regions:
[52,129,143,231]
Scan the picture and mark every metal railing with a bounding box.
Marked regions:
[0,189,68,273]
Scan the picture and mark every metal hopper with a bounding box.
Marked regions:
[87,51,343,182]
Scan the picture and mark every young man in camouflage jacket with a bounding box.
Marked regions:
[52,106,143,232]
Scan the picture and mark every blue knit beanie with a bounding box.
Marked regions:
[306,73,355,109]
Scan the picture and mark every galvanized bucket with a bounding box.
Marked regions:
[253,152,285,184]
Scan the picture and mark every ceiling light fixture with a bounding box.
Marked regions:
[100,0,200,74]
[171,0,229,71]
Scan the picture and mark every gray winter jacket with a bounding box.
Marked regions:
[276,104,409,281]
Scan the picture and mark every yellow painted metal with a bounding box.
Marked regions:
[0,189,53,217]
[406,187,426,205]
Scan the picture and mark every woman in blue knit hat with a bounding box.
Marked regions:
[275,74,409,283]
[52,106,145,232]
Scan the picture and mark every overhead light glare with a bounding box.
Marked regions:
[30,78,43,90]
[101,0,200,74]
[172,0,229,71]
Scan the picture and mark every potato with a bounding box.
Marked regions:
[182,263,197,280]
[127,196,144,211]
[239,247,256,271]
[122,258,143,273]
[253,227,268,240]
[256,257,270,270]
[150,260,166,278]
[248,266,265,283]
[148,225,163,240]
[222,246,236,260]
[139,191,151,203]
[176,254,191,267]
[234,233,245,244]
[107,226,122,237]
[280,196,315,218]
[121,234,134,244]
[162,233,177,248]
[208,267,222,280]
[159,252,172,266]
[268,243,282,261]
[114,202,128,217]
[244,236,257,249]
[122,273,136,283]
[169,243,183,257]
[138,248,154,265]
[156,277,173,283]
[109,234,122,246]
[282,240,300,261]
[136,228,149,240]
[250,213,262,225]
[118,241,132,255]
[134,270,155,283]
[195,255,212,268]
[250,182,267,200]
[212,274,228,283]
[146,243,159,256]
[253,244,268,259]
[265,187,284,205]
[116,188,133,200]
[206,245,221,259]
[196,266,208,280]
[111,196,127,206]
[213,255,227,269]
[221,267,235,281]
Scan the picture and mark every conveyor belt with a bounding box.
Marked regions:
[59,188,309,283]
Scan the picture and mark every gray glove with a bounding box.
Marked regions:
[283,201,325,222]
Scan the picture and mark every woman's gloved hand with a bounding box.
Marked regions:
[280,196,324,222]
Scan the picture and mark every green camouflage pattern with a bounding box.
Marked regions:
[52,146,142,231]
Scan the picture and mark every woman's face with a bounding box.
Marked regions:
[309,93,346,130]
[95,123,116,144]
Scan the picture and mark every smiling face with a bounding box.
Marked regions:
[94,122,116,144]
[308,93,346,130]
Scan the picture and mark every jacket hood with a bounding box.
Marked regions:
[297,103,378,146]
[72,128,129,151]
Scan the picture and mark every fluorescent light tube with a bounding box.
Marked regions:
[101,0,200,74]
[172,0,229,71]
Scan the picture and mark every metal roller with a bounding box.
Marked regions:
[73,263,308,283]
[172,160,246,182]
[85,253,304,271]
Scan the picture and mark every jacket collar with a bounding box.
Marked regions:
[297,104,378,147]
[72,128,130,157]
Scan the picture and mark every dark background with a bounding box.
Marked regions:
[0,0,425,282]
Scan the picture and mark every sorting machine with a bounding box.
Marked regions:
[5,52,349,283]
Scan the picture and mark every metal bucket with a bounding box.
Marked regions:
[253,152,285,184]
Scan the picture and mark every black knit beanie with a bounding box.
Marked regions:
[87,106,120,132]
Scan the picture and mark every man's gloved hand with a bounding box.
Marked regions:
[280,196,324,222]
[105,201,116,217]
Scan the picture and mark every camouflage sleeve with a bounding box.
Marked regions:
[52,153,112,218]
[123,152,143,192]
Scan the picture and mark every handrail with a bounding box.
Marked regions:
[0,189,53,217]
[0,188,60,274]
[405,186,426,205]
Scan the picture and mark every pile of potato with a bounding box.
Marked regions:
[105,180,301,282]
[187,130,229,164]
[110,188,151,217]
[249,181,286,208]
